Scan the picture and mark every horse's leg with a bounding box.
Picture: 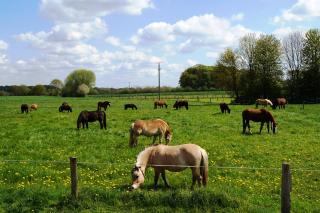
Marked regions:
[99,120,103,129]
[267,122,270,133]
[161,171,170,188]
[247,121,252,134]
[259,122,264,134]
[154,169,160,190]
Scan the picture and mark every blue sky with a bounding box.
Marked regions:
[0,0,319,87]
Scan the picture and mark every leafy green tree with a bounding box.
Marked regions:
[77,84,90,97]
[216,48,241,98]
[9,85,30,96]
[301,29,320,100]
[62,69,96,97]
[30,85,47,96]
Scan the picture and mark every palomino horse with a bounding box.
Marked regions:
[59,102,72,112]
[255,99,273,108]
[272,98,287,109]
[154,100,168,109]
[125,104,138,110]
[30,104,38,111]
[242,108,277,134]
[130,144,208,190]
[77,111,106,129]
[129,119,172,147]
[97,101,111,111]
[173,100,189,110]
[219,103,231,114]
[21,104,29,113]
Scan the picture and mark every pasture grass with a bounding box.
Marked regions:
[0,96,319,212]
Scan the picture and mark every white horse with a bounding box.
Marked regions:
[130,144,208,190]
[129,119,172,147]
[255,99,273,108]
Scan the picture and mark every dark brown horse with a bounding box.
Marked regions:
[272,98,287,109]
[125,104,137,110]
[219,103,231,114]
[242,108,277,134]
[77,111,106,129]
[173,100,188,110]
[154,100,168,109]
[97,101,111,111]
[59,102,72,112]
[21,104,29,114]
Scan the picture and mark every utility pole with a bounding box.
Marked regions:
[158,62,161,100]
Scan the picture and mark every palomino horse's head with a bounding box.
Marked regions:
[130,165,145,190]
[165,129,172,144]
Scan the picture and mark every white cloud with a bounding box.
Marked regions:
[273,0,320,24]
[273,26,307,39]
[132,14,253,53]
[187,59,198,66]
[0,40,8,50]
[105,36,121,46]
[231,13,244,21]
[40,0,154,22]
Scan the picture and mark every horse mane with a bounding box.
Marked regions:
[136,146,154,167]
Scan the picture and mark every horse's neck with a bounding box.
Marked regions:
[136,148,153,170]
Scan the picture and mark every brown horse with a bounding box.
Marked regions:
[30,104,38,111]
[59,102,72,112]
[272,98,287,109]
[77,111,106,129]
[154,100,168,109]
[130,144,208,190]
[21,104,29,113]
[242,108,277,134]
[97,101,111,111]
[173,100,189,110]
[129,119,172,147]
[219,103,231,114]
[255,99,273,108]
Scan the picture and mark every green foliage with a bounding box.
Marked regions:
[30,85,47,96]
[50,79,64,90]
[0,96,319,212]
[63,69,96,97]
[77,84,90,97]
[8,85,31,96]
[179,65,218,90]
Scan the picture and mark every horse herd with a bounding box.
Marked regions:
[19,97,286,190]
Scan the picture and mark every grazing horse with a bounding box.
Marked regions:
[97,101,111,111]
[30,104,38,111]
[129,119,172,147]
[255,99,273,108]
[272,98,287,109]
[219,103,231,114]
[77,111,106,129]
[173,100,189,110]
[21,104,29,114]
[154,100,168,109]
[242,108,277,134]
[125,104,137,110]
[130,144,208,190]
[59,102,72,112]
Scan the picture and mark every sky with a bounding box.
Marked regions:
[0,0,320,88]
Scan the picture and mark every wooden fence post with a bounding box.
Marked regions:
[70,157,78,199]
[281,162,291,213]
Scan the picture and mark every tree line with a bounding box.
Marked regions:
[179,29,320,103]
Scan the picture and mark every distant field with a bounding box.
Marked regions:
[0,96,319,212]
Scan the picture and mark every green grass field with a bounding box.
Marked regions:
[0,96,319,212]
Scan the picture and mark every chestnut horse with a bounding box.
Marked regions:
[173,100,189,110]
[59,102,72,112]
[21,104,29,113]
[129,119,172,147]
[77,110,106,129]
[30,104,38,111]
[272,98,287,109]
[130,144,208,190]
[219,103,231,114]
[154,100,168,109]
[97,101,111,111]
[255,99,273,108]
[242,108,277,134]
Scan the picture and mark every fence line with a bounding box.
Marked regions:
[1,159,320,172]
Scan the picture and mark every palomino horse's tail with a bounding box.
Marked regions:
[200,149,208,186]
